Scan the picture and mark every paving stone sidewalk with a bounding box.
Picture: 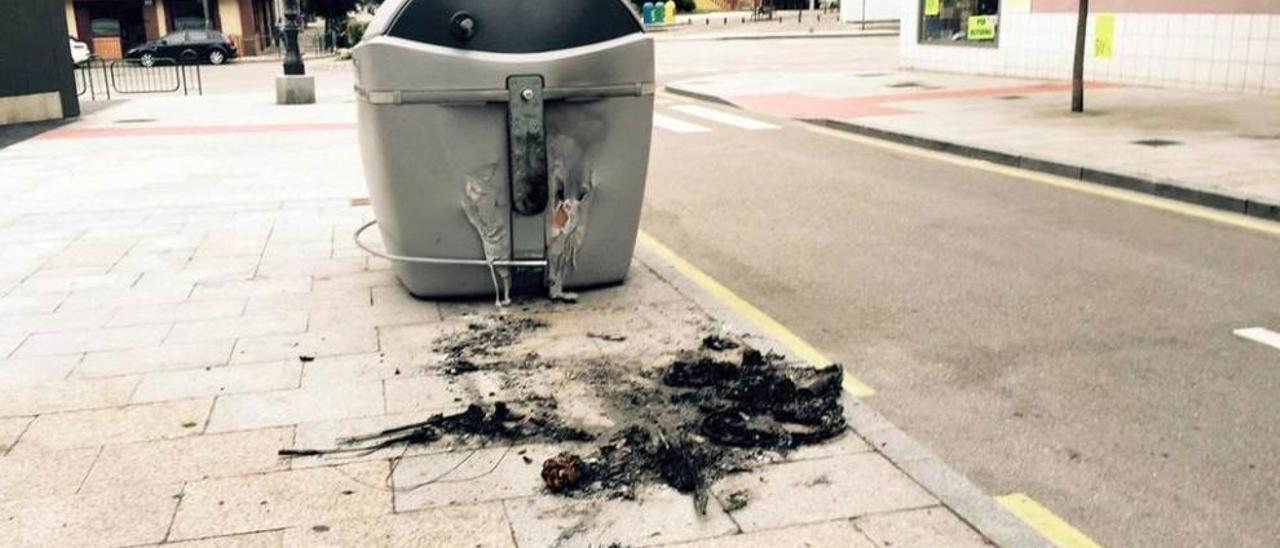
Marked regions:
[667,69,1280,220]
[0,95,1040,547]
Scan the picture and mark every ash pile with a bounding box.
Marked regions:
[280,316,848,513]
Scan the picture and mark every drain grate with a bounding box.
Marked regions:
[350,197,370,206]
[1131,138,1182,147]
[113,118,156,124]
[997,95,1026,100]
[855,72,887,78]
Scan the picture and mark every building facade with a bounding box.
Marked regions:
[900,0,1280,94]
[841,0,901,23]
[64,0,280,58]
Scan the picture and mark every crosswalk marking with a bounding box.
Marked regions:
[652,113,711,133]
[670,104,780,130]
[1234,327,1280,350]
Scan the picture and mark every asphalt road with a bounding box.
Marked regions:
[641,71,1280,547]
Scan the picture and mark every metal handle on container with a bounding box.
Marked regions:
[353,220,547,267]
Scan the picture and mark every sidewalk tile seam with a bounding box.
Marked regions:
[72,445,105,495]
[161,481,189,544]
[2,416,36,457]
[151,527,288,547]
[499,500,522,548]
[3,333,29,359]
[0,376,144,419]
[197,395,220,436]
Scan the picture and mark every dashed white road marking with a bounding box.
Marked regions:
[652,113,711,134]
[1233,327,1280,350]
[670,104,780,130]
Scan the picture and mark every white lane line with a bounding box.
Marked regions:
[653,113,711,134]
[670,104,780,130]
[1234,327,1280,350]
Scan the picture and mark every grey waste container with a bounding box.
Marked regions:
[352,0,655,303]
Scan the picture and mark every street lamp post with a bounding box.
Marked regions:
[282,0,305,76]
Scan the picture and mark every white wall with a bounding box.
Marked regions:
[899,1,1280,94]
[842,0,901,22]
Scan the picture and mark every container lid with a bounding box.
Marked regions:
[379,0,643,54]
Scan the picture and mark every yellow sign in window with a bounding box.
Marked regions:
[967,15,996,41]
[924,0,940,16]
[1095,14,1116,59]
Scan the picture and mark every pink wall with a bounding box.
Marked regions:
[1032,0,1280,14]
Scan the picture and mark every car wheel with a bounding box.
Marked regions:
[139,52,156,67]
[208,49,226,65]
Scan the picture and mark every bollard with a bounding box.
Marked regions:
[654,1,665,24]
[665,1,675,25]
[642,2,654,25]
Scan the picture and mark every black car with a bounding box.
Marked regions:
[125,30,238,66]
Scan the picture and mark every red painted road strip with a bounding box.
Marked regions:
[38,123,356,140]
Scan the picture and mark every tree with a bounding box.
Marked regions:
[304,0,359,38]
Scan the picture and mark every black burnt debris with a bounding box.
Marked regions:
[278,315,848,513]
[434,316,548,360]
[722,489,750,512]
[671,347,846,450]
[431,316,552,378]
[278,402,592,459]
[700,334,739,351]
[544,346,846,513]
[541,452,587,493]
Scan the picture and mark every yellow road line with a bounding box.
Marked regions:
[996,493,1103,548]
[805,125,1280,239]
[636,230,877,398]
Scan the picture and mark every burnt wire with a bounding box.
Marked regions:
[328,444,514,494]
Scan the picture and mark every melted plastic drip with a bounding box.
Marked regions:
[461,163,512,306]
[546,134,596,303]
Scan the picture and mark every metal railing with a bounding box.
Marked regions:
[75,55,203,100]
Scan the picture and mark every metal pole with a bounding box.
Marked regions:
[282,0,305,75]
[201,0,211,30]
[1072,0,1088,112]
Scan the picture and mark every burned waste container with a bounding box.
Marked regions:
[352,0,655,304]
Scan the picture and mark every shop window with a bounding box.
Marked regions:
[920,0,999,46]
[169,0,211,30]
[90,18,120,37]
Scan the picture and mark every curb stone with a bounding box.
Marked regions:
[233,53,336,65]
[663,85,1280,224]
[632,245,1053,547]
[662,86,737,107]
